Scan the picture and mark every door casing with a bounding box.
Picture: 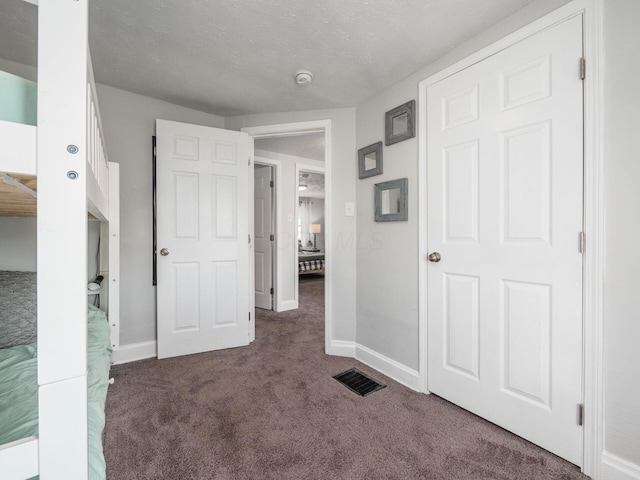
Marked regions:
[242,120,334,355]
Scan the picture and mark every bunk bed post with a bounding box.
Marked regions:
[37,0,90,478]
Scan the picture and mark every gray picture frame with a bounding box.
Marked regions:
[385,100,416,146]
[374,178,408,222]
[358,141,383,179]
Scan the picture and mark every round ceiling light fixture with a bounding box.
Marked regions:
[294,70,313,86]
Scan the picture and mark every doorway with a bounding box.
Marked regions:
[242,120,332,344]
[296,166,325,302]
[244,120,332,351]
[251,133,325,313]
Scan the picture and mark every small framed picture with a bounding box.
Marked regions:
[374,178,408,222]
[385,100,416,146]
[358,141,383,179]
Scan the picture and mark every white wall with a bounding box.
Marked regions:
[0,58,36,82]
[0,217,100,280]
[254,149,324,310]
[96,84,225,346]
[355,0,571,371]
[0,217,37,271]
[603,0,640,469]
[227,108,357,345]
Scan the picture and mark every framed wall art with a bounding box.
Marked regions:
[374,178,408,222]
[385,100,416,146]
[358,141,383,179]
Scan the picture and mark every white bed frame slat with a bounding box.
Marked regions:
[0,437,39,480]
[38,377,89,479]
[107,163,120,350]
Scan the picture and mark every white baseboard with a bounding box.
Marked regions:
[111,340,157,365]
[114,340,421,395]
[327,340,356,357]
[355,344,420,392]
[601,452,640,480]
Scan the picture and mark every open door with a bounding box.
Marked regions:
[254,164,274,310]
[156,119,252,359]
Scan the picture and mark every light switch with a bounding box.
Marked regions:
[345,202,355,217]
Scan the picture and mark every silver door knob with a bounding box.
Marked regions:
[428,252,441,263]
[160,248,170,256]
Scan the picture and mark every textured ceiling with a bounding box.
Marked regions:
[255,133,325,197]
[299,171,325,199]
[255,133,325,162]
[0,0,538,116]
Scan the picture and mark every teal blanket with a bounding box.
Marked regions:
[0,304,112,479]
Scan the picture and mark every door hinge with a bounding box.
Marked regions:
[249,312,251,322]
[270,180,274,188]
[580,57,586,80]
[270,287,274,295]
[579,231,585,254]
[270,234,275,241]
[578,403,584,426]
[248,234,251,244]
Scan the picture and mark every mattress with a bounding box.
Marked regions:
[0,304,112,480]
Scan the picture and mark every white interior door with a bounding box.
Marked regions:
[427,17,583,465]
[156,119,252,359]
[254,164,274,310]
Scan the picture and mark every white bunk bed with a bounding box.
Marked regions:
[0,1,119,478]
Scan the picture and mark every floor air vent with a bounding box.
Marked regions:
[333,368,386,397]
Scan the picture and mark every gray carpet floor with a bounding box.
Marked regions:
[104,275,587,479]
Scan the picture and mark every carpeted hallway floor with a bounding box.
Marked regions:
[104,275,587,479]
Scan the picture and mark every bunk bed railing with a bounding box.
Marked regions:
[86,53,109,220]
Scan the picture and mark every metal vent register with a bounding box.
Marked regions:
[333,368,386,397]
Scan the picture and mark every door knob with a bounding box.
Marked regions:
[428,252,441,263]
[160,248,170,256]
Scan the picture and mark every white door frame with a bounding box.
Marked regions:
[254,160,279,311]
[417,1,603,476]
[242,120,333,354]
[295,163,326,305]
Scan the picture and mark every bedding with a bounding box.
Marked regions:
[0,304,112,480]
[298,252,325,274]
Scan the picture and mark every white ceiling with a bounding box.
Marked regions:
[255,133,325,162]
[0,0,539,117]
[299,171,325,199]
